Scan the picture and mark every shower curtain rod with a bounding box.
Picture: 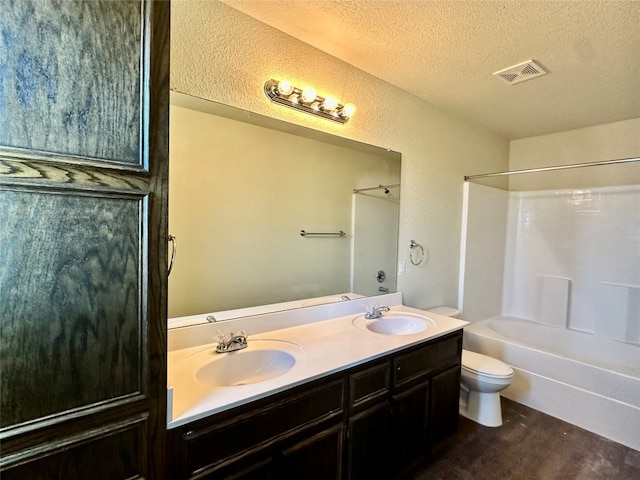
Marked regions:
[353,183,400,193]
[464,157,640,181]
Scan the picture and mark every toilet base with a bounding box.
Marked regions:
[459,389,504,427]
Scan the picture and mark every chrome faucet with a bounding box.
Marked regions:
[365,305,390,319]
[215,330,248,353]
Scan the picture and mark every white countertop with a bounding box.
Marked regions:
[167,301,468,429]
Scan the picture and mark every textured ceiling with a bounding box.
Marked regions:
[219,0,640,139]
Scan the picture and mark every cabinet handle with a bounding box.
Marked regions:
[168,234,177,276]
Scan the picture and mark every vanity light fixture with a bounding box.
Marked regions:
[264,79,356,124]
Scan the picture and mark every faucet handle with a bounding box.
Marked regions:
[215,332,231,344]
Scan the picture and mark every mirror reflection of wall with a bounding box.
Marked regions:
[168,93,401,319]
[352,186,400,296]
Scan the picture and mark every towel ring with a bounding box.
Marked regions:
[409,240,424,266]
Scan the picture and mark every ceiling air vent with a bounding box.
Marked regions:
[493,59,547,85]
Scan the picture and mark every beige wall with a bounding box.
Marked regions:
[171,1,510,310]
[509,118,640,191]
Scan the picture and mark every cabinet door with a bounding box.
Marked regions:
[390,380,429,469]
[0,1,169,478]
[199,456,273,480]
[278,424,344,480]
[346,402,390,480]
[430,365,461,446]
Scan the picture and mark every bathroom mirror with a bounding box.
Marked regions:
[168,91,401,324]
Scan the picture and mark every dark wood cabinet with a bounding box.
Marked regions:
[198,455,272,480]
[278,423,344,479]
[168,330,463,480]
[429,365,462,446]
[347,401,391,479]
[0,1,169,478]
[390,381,430,471]
[169,379,345,479]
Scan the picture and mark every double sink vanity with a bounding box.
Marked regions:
[167,293,468,479]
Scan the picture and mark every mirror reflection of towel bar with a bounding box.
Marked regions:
[300,230,346,238]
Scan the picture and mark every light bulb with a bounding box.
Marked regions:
[342,103,356,117]
[301,87,317,104]
[322,96,339,111]
[277,79,294,96]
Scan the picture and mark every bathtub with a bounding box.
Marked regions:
[464,316,640,451]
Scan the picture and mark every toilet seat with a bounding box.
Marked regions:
[462,350,513,379]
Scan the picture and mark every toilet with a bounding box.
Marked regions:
[427,307,514,427]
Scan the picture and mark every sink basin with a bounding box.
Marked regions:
[197,349,295,386]
[178,340,306,387]
[352,312,435,336]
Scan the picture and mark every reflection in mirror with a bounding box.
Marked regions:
[168,92,401,324]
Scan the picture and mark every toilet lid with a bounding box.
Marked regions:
[462,350,513,378]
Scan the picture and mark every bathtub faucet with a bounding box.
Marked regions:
[215,330,248,353]
[365,305,390,319]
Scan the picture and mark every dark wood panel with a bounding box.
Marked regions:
[393,331,462,389]
[183,380,345,477]
[349,361,389,411]
[278,424,344,480]
[0,0,143,163]
[429,365,461,446]
[144,0,171,476]
[1,415,147,479]
[0,0,169,477]
[347,402,390,480]
[0,155,149,194]
[202,455,273,480]
[391,381,430,470]
[0,190,143,427]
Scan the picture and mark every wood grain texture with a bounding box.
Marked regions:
[0,1,169,477]
[144,0,170,477]
[0,190,142,427]
[0,0,143,163]
[0,156,149,194]
[1,415,146,479]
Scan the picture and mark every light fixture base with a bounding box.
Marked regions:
[264,79,351,124]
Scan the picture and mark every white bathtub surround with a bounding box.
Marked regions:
[167,294,467,428]
[464,317,640,450]
[597,283,640,344]
[460,182,640,447]
[462,183,640,335]
[537,275,571,328]
[502,184,640,335]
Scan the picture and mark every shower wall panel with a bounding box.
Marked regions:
[502,185,640,339]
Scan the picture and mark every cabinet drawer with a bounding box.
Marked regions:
[181,380,345,478]
[393,333,462,389]
[349,362,389,410]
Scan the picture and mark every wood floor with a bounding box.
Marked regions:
[406,398,640,480]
